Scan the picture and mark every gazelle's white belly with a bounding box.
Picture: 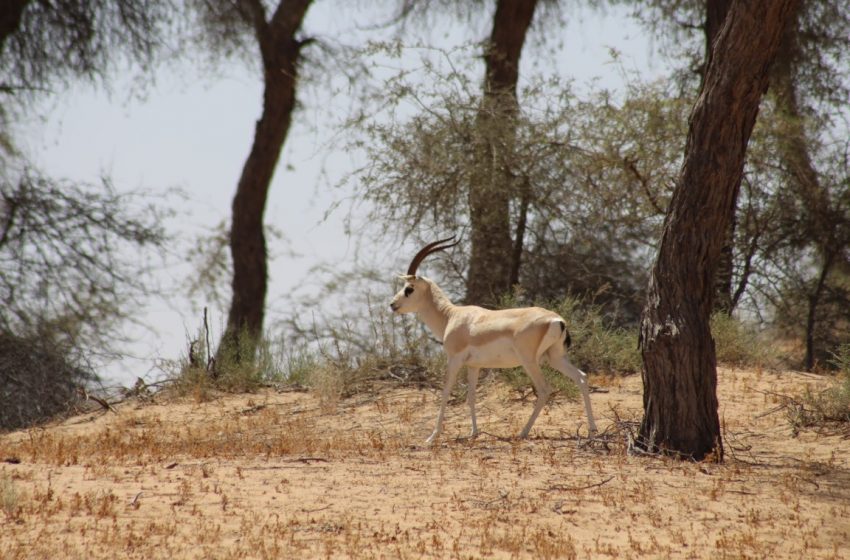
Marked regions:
[462,338,523,369]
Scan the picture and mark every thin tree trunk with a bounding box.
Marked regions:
[638,0,798,461]
[804,252,835,371]
[509,177,531,289]
[729,225,760,312]
[218,0,313,365]
[466,0,537,305]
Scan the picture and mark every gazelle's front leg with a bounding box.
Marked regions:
[467,367,480,438]
[426,357,463,444]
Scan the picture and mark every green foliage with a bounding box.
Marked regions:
[169,325,281,398]
[169,290,444,404]
[710,312,777,369]
[548,296,642,375]
[352,44,687,321]
[792,380,850,431]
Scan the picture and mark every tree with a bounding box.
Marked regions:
[703,0,736,314]
[770,5,849,370]
[0,1,175,343]
[628,0,850,366]
[465,0,539,305]
[193,0,315,365]
[638,0,799,461]
[0,171,169,429]
[0,172,168,347]
[0,1,175,426]
[0,0,171,96]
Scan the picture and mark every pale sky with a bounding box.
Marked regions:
[20,3,662,386]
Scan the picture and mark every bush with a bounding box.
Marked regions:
[710,312,779,368]
[549,296,642,375]
[0,330,94,431]
[168,325,282,399]
[786,345,850,431]
[166,295,444,406]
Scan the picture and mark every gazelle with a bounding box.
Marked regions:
[390,236,598,443]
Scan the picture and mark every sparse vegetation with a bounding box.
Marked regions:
[550,296,642,375]
[788,345,850,431]
[0,474,19,519]
[1,367,848,558]
[0,331,92,431]
[710,312,780,369]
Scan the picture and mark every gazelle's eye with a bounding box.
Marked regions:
[404,286,414,297]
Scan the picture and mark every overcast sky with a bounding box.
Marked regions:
[20,3,662,387]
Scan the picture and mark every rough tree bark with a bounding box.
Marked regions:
[465,0,537,305]
[704,0,736,315]
[218,0,313,365]
[638,0,799,461]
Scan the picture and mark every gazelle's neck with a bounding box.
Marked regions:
[418,278,455,341]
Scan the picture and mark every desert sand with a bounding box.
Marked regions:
[2,367,848,559]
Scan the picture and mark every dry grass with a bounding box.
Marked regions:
[1,368,849,559]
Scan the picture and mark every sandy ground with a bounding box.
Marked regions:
[1,367,848,559]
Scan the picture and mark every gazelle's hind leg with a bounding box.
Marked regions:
[467,367,480,438]
[547,348,598,434]
[518,359,553,438]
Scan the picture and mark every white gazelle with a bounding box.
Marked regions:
[390,236,598,443]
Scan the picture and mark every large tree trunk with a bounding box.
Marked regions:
[218,0,312,365]
[638,0,798,461]
[465,0,537,305]
[704,0,736,315]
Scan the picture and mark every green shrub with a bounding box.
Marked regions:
[168,325,282,398]
[710,312,776,368]
[549,296,642,375]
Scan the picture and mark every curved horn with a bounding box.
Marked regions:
[407,236,460,276]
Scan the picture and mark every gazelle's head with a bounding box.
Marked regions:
[390,236,459,314]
